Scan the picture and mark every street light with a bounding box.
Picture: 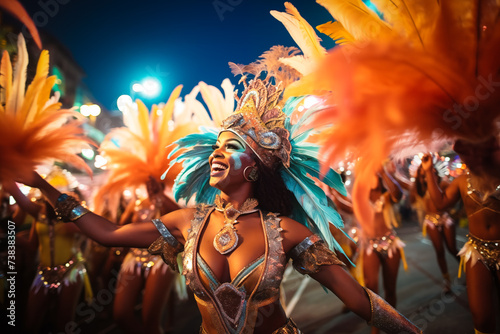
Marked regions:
[131,77,161,99]
[80,103,101,125]
[117,94,134,112]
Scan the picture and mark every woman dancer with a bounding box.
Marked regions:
[410,162,459,292]
[4,170,91,333]
[422,145,500,334]
[361,168,406,334]
[17,78,420,334]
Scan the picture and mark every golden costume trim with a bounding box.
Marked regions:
[149,204,344,333]
[458,234,500,278]
[422,212,454,237]
[120,248,167,278]
[362,231,408,271]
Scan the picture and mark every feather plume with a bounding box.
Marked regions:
[7,34,28,116]
[166,128,220,205]
[0,51,12,107]
[317,0,392,41]
[284,0,500,231]
[270,2,327,62]
[93,87,202,216]
[198,79,235,126]
[228,46,301,87]
[317,21,355,45]
[369,0,437,48]
[279,97,350,253]
[0,35,92,182]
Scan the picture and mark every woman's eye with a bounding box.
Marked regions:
[226,144,238,150]
[212,144,219,150]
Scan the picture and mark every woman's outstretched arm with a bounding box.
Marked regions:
[18,171,186,248]
[281,217,421,333]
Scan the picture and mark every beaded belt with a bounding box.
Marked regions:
[37,255,79,290]
[424,213,442,226]
[368,232,397,257]
[468,234,500,269]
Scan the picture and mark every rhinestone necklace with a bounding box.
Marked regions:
[466,171,500,201]
[213,195,259,255]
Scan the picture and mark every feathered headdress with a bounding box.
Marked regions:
[276,0,500,230]
[0,34,92,183]
[168,74,349,253]
[93,85,204,217]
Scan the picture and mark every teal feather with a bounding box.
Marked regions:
[280,168,348,255]
[164,95,351,260]
[281,96,353,258]
[165,128,219,205]
[289,142,346,196]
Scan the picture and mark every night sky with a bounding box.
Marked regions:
[20,0,338,111]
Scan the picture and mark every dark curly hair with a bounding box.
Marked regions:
[253,159,294,216]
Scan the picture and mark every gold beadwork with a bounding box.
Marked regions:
[221,79,291,169]
[213,195,259,255]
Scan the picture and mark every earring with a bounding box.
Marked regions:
[244,166,258,182]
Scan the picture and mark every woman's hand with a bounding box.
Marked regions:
[421,153,434,172]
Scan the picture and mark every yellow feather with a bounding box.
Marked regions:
[370,0,438,48]
[0,36,91,183]
[22,51,49,124]
[198,81,228,126]
[6,34,28,116]
[158,85,182,150]
[270,2,326,61]
[36,76,57,117]
[0,51,12,109]
[278,55,314,76]
[317,0,392,41]
[317,21,355,45]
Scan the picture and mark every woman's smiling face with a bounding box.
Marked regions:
[208,131,256,190]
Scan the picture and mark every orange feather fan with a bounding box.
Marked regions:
[92,84,217,217]
[282,0,500,231]
[0,34,92,183]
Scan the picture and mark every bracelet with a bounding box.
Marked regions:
[54,194,90,222]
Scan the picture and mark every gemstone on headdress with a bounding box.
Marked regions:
[259,131,281,149]
[220,79,291,169]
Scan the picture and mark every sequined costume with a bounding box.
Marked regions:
[458,234,500,276]
[457,178,500,276]
[360,193,408,271]
[119,248,167,278]
[30,215,91,299]
[149,205,344,334]
[422,212,454,238]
